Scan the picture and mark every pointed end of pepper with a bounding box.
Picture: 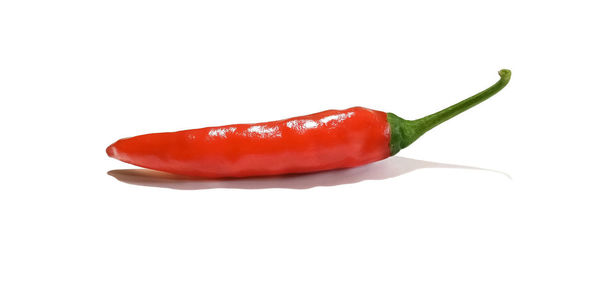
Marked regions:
[106,140,131,163]
[106,142,118,159]
[105,136,154,166]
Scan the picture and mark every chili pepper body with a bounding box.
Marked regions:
[107,107,391,178]
[107,69,511,178]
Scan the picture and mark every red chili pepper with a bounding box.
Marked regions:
[107,70,511,178]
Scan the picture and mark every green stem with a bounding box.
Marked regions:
[387,69,511,155]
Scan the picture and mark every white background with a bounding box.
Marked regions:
[1,0,599,283]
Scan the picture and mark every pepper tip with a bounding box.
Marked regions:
[106,143,117,158]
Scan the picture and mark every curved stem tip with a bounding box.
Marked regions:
[388,69,511,155]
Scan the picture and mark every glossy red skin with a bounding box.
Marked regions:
[107,107,391,178]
